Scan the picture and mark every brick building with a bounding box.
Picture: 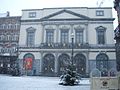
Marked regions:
[0,13,21,74]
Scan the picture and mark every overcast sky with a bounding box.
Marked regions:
[0,0,117,28]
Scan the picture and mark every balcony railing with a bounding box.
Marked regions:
[89,44,115,49]
[19,44,40,49]
[20,43,89,49]
[19,43,115,49]
[19,43,88,49]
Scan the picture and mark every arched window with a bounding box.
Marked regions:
[74,53,86,74]
[58,53,70,75]
[96,26,106,45]
[26,27,36,47]
[42,53,55,75]
[96,53,108,71]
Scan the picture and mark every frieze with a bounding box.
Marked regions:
[44,25,56,30]
[74,25,85,30]
[59,25,70,30]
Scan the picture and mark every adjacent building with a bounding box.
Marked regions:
[18,7,116,76]
[114,0,120,72]
[0,13,21,74]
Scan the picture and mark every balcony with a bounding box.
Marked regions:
[89,44,115,49]
[19,43,115,50]
[19,44,40,49]
[19,43,89,49]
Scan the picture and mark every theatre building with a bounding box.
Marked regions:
[18,7,116,76]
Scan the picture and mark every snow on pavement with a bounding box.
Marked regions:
[0,75,90,90]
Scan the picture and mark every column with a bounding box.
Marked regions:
[55,53,58,76]
[70,24,74,42]
[86,51,89,74]
[39,52,43,75]
[41,24,45,43]
[56,25,59,43]
[85,24,88,43]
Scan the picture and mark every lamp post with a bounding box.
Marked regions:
[59,33,80,85]
[71,33,74,66]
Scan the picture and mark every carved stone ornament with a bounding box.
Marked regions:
[74,25,84,30]
[59,25,70,30]
[45,25,55,30]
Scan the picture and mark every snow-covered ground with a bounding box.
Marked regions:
[0,74,90,90]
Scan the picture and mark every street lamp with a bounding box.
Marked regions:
[59,33,80,85]
[71,33,74,66]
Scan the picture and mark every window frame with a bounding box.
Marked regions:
[75,30,83,44]
[96,53,109,71]
[96,10,104,16]
[60,30,69,43]
[26,27,36,47]
[46,30,54,43]
[29,12,36,18]
[96,26,106,45]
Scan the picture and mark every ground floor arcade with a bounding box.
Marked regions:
[18,49,116,77]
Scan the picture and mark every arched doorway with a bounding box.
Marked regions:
[23,53,34,75]
[74,53,86,75]
[58,54,70,75]
[42,54,55,76]
[96,53,109,71]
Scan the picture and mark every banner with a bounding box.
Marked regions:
[25,58,32,70]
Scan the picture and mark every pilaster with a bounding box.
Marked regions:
[39,52,43,74]
[55,53,58,76]
[41,24,45,43]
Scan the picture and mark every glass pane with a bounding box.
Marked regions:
[61,31,68,43]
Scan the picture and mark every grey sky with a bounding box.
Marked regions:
[0,0,117,28]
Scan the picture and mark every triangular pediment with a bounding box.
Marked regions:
[41,9,89,20]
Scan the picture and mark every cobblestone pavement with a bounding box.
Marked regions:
[0,74,90,90]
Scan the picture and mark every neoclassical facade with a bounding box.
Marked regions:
[19,7,116,76]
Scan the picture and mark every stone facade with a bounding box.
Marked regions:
[0,15,21,74]
[19,7,116,76]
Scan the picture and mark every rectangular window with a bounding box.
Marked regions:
[27,31,35,46]
[29,12,36,18]
[96,10,104,16]
[61,31,68,43]
[46,30,54,43]
[75,30,83,43]
[97,30,105,44]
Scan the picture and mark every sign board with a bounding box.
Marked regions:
[91,77,118,90]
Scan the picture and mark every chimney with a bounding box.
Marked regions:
[7,11,10,17]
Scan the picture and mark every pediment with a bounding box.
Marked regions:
[95,26,106,30]
[41,9,89,20]
[26,27,36,32]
